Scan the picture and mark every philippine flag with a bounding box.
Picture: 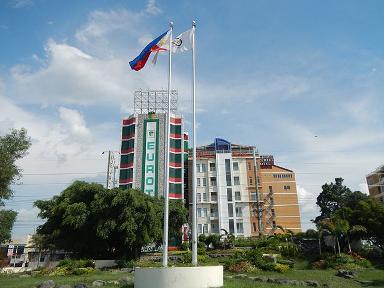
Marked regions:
[129,30,170,71]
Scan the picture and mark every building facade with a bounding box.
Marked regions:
[366,165,384,203]
[188,138,301,237]
[119,112,187,200]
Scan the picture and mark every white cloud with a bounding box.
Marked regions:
[59,107,91,141]
[11,0,33,8]
[145,0,162,15]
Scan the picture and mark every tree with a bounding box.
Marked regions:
[0,128,31,244]
[34,181,188,260]
[0,210,17,244]
[315,178,367,223]
[339,198,384,250]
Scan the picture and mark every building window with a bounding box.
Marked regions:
[197,208,202,218]
[211,206,218,217]
[203,224,208,234]
[202,178,207,187]
[247,162,251,171]
[210,177,217,186]
[250,192,257,201]
[236,222,244,234]
[284,185,290,190]
[197,193,201,203]
[225,159,231,172]
[197,178,201,187]
[235,206,242,217]
[209,162,216,172]
[233,162,239,171]
[228,203,233,217]
[234,176,240,185]
[198,224,202,234]
[249,177,253,185]
[227,188,232,202]
[203,208,208,217]
[196,164,201,172]
[202,193,208,202]
[226,175,232,186]
[211,192,217,201]
[235,191,241,201]
[229,219,234,233]
[211,223,218,233]
[202,163,207,172]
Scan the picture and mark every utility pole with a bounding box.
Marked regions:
[253,147,263,236]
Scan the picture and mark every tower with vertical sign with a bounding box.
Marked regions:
[119,90,188,200]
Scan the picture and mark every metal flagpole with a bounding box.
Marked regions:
[191,20,198,266]
[162,21,173,267]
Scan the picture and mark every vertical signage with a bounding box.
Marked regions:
[141,119,159,196]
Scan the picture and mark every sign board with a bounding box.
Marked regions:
[7,244,14,257]
[141,119,159,196]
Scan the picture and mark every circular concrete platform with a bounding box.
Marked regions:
[134,266,223,288]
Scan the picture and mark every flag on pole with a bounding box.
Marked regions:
[129,30,170,71]
[172,29,193,53]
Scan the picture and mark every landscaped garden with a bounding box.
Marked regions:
[2,232,384,288]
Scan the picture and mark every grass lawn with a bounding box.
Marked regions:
[0,270,134,288]
[1,268,384,287]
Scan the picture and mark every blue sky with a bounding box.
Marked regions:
[1,0,384,241]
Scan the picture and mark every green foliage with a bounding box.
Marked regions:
[181,251,206,264]
[38,259,95,276]
[180,241,189,251]
[116,259,136,268]
[273,263,290,273]
[312,253,372,270]
[226,261,257,273]
[34,181,188,260]
[57,258,95,269]
[0,128,31,244]
[315,178,367,223]
[0,128,31,204]
[278,243,300,258]
[0,210,17,243]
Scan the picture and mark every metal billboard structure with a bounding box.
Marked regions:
[134,89,178,114]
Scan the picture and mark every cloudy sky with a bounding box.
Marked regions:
[1,0,383,241]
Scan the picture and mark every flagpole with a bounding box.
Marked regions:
[162,21,173,268]
[191,20,198,266]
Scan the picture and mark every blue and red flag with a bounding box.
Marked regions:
[129,30,170,71]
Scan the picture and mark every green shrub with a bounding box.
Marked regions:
[245,249,263,267]
[181,252,192,264]
[72,267,95,275]
[278,243,300,257]
[116,259,136,268]
[226,261,257,273]
[180,241,190,251]
[259,262,276,271]
[274,263,290,273]
[197,246,206,255]
[277,259,295,268]
[57,258,94,269]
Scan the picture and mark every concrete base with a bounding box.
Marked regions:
[134,266,223,288]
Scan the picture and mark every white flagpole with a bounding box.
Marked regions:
[162,21,173,267]
[191,20,198,266]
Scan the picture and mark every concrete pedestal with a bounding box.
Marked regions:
[134,266,223,288]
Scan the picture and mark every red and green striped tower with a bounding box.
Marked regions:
[119,112,186,200]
